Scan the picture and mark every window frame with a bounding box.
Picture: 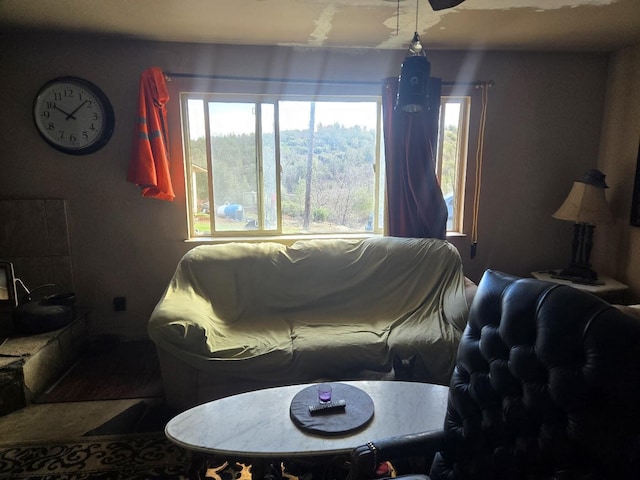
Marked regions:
[183,97,282,238]
[177,88,471,241]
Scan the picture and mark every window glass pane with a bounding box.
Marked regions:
[186,98,211,236]
[441,102,460,196]
[279,101,378,234]
[440,100,463,231]
[261,104,278,231]
[376,123,386,232]
[208,102,257,232]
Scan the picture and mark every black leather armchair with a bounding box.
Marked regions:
[349,270,640,480]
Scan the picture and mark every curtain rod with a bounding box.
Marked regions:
[163,71,494,88]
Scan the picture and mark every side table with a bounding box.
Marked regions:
[531,270,628,301]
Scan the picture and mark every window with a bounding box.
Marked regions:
[181,93,469,239]
[437,97,470,232]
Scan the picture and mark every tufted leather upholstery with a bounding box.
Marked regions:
[349,270,640,480]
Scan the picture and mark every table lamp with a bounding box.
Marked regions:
[552,169,614,284]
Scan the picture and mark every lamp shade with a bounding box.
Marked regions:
[428,0,466,10]
[397,55,430,112]
[552,181,614,225]
[396,32,431,113]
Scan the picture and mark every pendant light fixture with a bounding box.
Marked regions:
[396,1,431,113]
[428,0,466,10]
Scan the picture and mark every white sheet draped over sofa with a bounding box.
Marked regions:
[148,237,469,408]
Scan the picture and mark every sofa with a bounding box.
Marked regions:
[148,236,473,410]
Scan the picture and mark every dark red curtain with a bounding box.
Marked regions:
[382,77,448,239]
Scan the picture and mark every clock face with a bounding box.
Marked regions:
[33,76,115,155]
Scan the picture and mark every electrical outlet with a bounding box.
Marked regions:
[113,296,126,312]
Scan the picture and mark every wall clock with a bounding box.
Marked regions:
[33,76,115,155]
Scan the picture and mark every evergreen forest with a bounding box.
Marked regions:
[188,120,459,234]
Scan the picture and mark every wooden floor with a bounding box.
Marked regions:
[36,339,163,403]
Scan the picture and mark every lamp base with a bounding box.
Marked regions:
[552,265,604,286]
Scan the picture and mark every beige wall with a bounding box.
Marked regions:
[0,31,612,337]
[595,43,640,301]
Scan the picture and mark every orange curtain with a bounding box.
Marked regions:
[127,67,175,201]
[382,77,447,239]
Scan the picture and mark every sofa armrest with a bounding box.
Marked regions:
[155,345,200,411]
[464,276,478,309]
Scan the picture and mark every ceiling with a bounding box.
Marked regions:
[1,0,640,52]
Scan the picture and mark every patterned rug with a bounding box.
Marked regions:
[0,433,186,479]
[0,433,358,480]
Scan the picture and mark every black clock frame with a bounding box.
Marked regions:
[33,76,115,155]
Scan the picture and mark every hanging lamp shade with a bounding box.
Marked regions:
[428,0,466,10]
[396,32,431,113]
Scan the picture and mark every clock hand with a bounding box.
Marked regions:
[65,100,90,120]
[53,105,76,119]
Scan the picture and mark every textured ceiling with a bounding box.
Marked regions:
[1,0,639,51]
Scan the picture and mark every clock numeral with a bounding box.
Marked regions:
[46,101,56,109]
[42,111,50,119]
[69,134,77,143]
[92,112,99,121]
[64,88,74,98]
[47,122,55,131]
[54,92,62,102]
[82,131,89,141]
